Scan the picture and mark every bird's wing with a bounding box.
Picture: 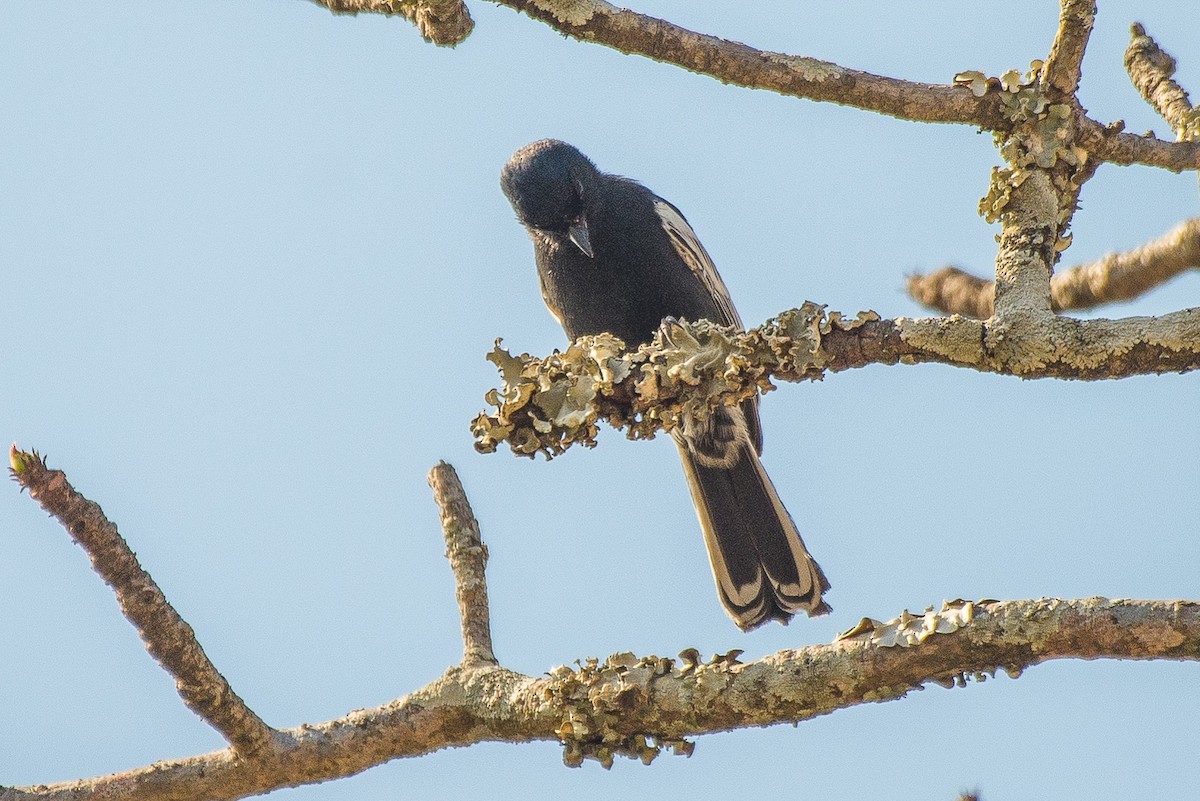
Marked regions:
[653,198,743,331]
[655,197,763,454]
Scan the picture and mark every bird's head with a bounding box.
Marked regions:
[501,139,598,257]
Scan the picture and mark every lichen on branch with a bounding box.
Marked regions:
[309,0,473,46]
[1125,22,1199,141]
[471,303,878,459]
[472,304,1200,459]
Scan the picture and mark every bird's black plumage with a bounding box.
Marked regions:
[501,139,829,630]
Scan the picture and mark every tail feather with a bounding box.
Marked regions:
[676,428,829,631]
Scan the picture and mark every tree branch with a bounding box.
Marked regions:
[5,596,1197,800]
[991,170,1057,318]
[906,267,996,319]
[307,0,1200,170]
[491,0,999,125]
[308,0,473,46]
[1081,120,1200,171]
[1041,0,1095,97]
[11,4,1200,798]
[9,453,1198,796]
[1124,23,1199,141]
[428,461,497,666]
[908,217,1200,316]
[472,307,1199,459]
[7,447,277,757]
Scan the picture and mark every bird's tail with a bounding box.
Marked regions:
[676,420,830,631]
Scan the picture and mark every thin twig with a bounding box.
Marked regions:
[4,597,1197,801]
[1042,0,1095,97]
[8,447,277,757]
[908,217,1200,316]
[1125,23,1198,141]
[428,462,497,666]
[1083,121,1200,171]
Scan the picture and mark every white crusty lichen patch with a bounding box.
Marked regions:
[528,0,611,26]
[762,51,841,82]
[895,315,986,365]
[837,600,975,647]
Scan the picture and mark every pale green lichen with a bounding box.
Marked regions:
[979,166,1026,224]
[953,70,991,98]
[895,315,985,365]
[543,651,698,768]
[822,309,881,332]
[472,335,629,457]
[836,600,974,648]
[958,60,1085,236]
[472,303,834,459]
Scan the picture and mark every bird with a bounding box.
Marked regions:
[500,139,830,630]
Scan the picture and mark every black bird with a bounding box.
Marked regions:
[501,139,829,630]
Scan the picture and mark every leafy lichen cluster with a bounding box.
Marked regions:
[958,61,1086,245]
[837,600,975,648]
[539,648,746,768]
[835,600,1017,692]
[472,303,880,459]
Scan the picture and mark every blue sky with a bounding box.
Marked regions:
[3,1,1198,798]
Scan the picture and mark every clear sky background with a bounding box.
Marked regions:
[3,1,1198,798]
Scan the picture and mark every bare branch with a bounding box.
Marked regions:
[1125,23,1199,141]
[1053,218,1200,309]
[1042,0,1096,97]
[428,461,498,666]
[907,267,995,318]
[490,0,1001,126]
[7,447,277,757]
[909,217,1200,316]
[1082,120,1200,171]
[308,0,473,46]
[5,597,1197,800]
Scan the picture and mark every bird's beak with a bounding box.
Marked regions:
[568,217,594,258]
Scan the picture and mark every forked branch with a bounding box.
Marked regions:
[7,450,1200,799]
